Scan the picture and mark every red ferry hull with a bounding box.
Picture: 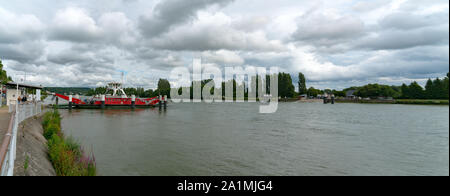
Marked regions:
[54,94,162,107]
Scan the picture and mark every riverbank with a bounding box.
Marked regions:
[336,99,449,105]
[13,109,97,176]
[14,115,56,176]
[43,109,96,176]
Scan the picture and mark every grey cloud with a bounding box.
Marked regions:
[291,11,365,47]
[340,46,449,80]
[232,16,270,32]
[380,12,448,30]
[150,24,285,52]
[0,41,45,63]
[47,50,92,65]
[357,26,449,50]
[138,0,234,37]
[1,0,448,89]
[0,7,45,44]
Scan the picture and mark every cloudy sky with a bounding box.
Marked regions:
[0,0,448,90]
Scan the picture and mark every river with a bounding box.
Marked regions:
[59,102,449,176]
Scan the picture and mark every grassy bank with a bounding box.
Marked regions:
[394,99,449,105]
[42,109,96,176]
[336,99,448,105]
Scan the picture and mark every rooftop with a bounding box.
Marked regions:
[4,82,43,89]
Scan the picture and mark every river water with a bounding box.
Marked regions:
[59,102,449,176]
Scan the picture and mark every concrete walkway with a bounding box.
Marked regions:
[0,107,11,143]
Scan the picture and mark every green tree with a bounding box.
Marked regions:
[307,87,322,97]
[408,82,425,99]
[157,79,171,98]
[298,72,307,95]
[355,84,396,98]
[332,90,346,97]
[433,78,448,99]
[444,73,449,99]
[1,59,12,84]
[144,89,155,98]
[401,84,410,99]
[278,73,295,98]
[424,79,434,99]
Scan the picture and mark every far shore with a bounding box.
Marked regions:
[280,98,449,105]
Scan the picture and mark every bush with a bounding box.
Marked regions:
[44,123,60,140]
[43,109,96,176]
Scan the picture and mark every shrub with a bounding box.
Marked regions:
[44,123,60,140]
[43,109,97,176]
[64,136,82,158]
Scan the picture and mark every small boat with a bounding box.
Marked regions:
[53,82,165,108]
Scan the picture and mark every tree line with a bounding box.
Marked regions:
[169,72,296,100]
[32,67,450,101]
[401,74,449,99]
[344,73,449,99]
[96,72,448,100]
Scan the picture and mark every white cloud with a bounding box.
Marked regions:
[0,7,45,44]
[0,0,448,90]
[149,12,286,52]
[49,7,102,42]
[202,50,244,65]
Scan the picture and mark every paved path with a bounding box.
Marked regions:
[0,107,11,143]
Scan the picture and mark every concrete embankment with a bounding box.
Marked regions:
[14,115,55,176]
[0,107,11,143]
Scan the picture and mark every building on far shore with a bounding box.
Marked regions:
[3,82,43,106]
[346,90,357,99]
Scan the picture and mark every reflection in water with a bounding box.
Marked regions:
[60,103,449,176]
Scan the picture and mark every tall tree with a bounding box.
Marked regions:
[432,78,444,99]
[401,84,410,99]
[157,79,171,98]
[1,59,12,84]
[444,73,449,99]
[278,73,295,98]
[425,79,433,99]
[298,72,307,95]
[408,82,424,99]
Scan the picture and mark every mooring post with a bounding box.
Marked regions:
[131,95,136,109]
[69,95,73,109]
[164,95,167,110]
[101,95,106,109]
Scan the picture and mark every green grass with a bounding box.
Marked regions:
[336,99,449,105]
[395,99,449,105]
[24,155,29,171]
[43,109,96,176]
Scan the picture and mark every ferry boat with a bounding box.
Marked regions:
[53,82,165,108]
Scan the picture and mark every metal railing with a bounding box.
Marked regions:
[0,102,42,176]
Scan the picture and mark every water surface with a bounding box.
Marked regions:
[60,103,449,176]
